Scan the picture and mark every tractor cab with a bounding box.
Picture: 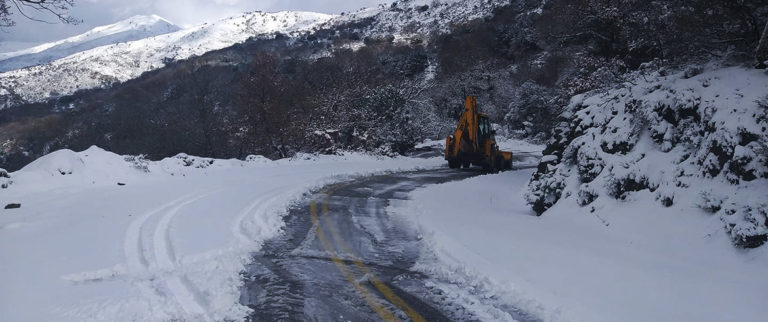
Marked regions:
[477,115,493,147]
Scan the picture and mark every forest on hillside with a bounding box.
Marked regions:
[0,0,766,171]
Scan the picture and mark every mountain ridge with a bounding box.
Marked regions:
[0,10,337,107]
[0,0,508,108]
[0,15,181,72]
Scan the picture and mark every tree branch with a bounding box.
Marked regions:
[2,0,79,26]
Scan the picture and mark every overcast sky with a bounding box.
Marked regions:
[0,0,383,52]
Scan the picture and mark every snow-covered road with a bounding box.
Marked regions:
[240,167,540,321]
[0,148,444,321]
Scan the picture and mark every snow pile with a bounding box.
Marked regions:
[391,166,768,322]
[7,146,263,192]
[526,66,768,247]
[0,15,180,72]
[0,11,334,106]
[0,146,442,321]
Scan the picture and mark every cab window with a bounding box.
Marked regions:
[478,117,491,141]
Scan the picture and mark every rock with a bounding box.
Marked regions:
[4,203,21,209]
[117,182,126,186]
[0,168,9,178]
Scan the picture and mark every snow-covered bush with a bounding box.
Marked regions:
[721,202,768,248]
[526,66,768,247]
[576,145,604,183]
[169,153,216,168]
[0,167,10,189]
[525,161,569,215]
[577,183,598,206]
[245,154,271,164]
[124,155,150,172]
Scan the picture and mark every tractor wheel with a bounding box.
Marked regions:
[496,155,505,172]
[448,159,460,169]
[482,160,494,173]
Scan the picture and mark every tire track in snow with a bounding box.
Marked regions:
[233,186,290,245]
[124,193,199,272]
[122,191,212,320]
[152,194,211,318]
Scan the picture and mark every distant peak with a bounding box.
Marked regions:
[121,14,177,26]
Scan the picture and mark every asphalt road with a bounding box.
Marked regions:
[240,154,541,321]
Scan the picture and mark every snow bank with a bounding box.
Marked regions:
[391,168,768,322]
[527,66,768,247]
[0,146,442,322]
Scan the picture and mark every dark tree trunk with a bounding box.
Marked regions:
[757,21,768,68]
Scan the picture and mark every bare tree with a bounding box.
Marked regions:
[757,21,768,68]
[0,0,79,27]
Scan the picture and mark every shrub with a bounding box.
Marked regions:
[525,166,568,215]
[721,203,768,248]
[607,174,649,200]
[577,184,598,206]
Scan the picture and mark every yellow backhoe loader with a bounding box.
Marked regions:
[445,96,513,171]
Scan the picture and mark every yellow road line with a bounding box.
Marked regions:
[310,200,398,322]
[321,192,427,322]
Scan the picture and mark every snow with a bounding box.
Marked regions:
[527,65,768,246]
[0,0,510,107]
[540,155,557,163]
[0,15,180,72]
[0,146,442,321]
[0,11,335,105]
[388,67,768,321]
[417,137,543,154]
[326,0,506,37]
[390,155,768,322]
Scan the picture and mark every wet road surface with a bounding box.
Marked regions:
[240,154,541,321]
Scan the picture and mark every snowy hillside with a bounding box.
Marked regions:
[0,0,510,108]
[0,11,334,107]
[322,0,510,40]
[0,146,442,321]
[0,15,180,72]
[527,65,768,248]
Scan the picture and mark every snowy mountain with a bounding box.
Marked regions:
[0,0,508,108]
[0,11,335,107]
[0,15,180,72]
